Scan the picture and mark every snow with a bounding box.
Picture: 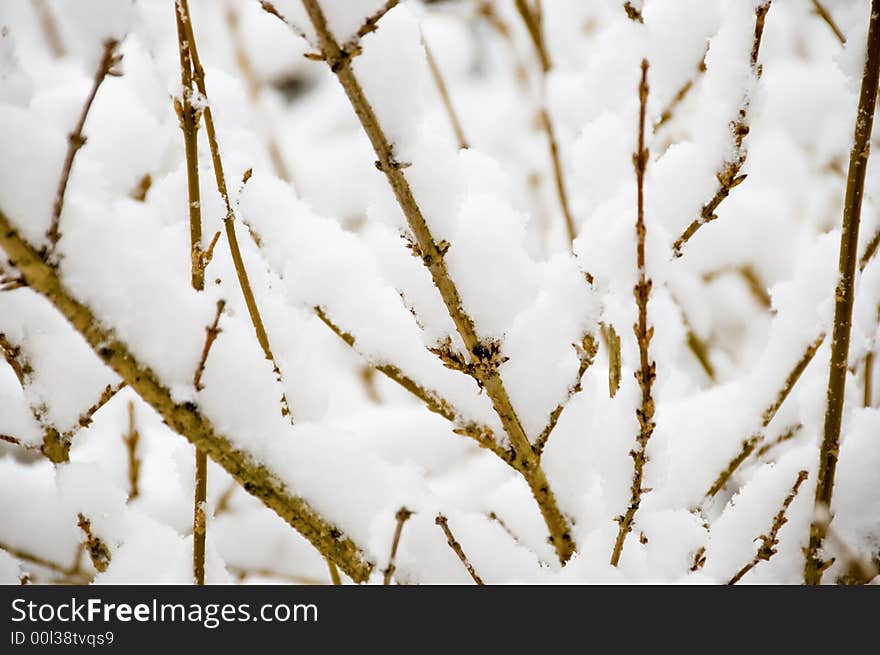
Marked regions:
[0,0,877,585]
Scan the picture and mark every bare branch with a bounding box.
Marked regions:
[435,514,483,584]
[194,299,226,391]
[811,0,845,45]
[122,400,140,501]
[176,0,294,423]
[728,470,808,584]
[32,0,65,58]
[672,3,771,258]
[383,507,413,585]
[299,0,574,564]
[655,47,708,132]
[0,208,373,581]
[611,59,654,567]
[534,333,597,456]
[703,333,824,502]
[46,38,121,257]
[315,307,509,461]
[806,0,880,585]
[423,37,469,150]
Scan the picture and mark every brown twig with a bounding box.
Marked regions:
[703,333,824,501]
[511,1,576,244]
[0,541,89,583]
[228,566,323,585]
[326,560,342,585]
[0,208,373,581]
[77,513,111,574]
[865,351,874,408]
[728,470,808,584]
[827,524,879,584]
[130,173,152,202]
[224,2,291,181]
[539,108,577,245]
[703,264,772,310]
[811,0,845,45]
[513,0,550,72]
[671,295,715,382]
[46,38,120,257]
[534,333,597,456]
[194,300,226,391]
[755,423,802,460]
[122,400,140,501]
[298,0,574,563]
[314,307,508,460]
[655,48,708,133]
[423,37,469,150]
[435,514,483,584]
[193,449,207,585]
[487,511,521,545]
[78,381,125,428]
[32,0,65,59]
[611,60,654,567]
[175,2,205,291]
[177,0,294,423]
[806,0,880,585]
[600,323,622,398]
[672,3,771,258]
[383,507,413,584]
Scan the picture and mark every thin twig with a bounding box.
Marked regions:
[826,524,879,585]
[512,1,576,245]
[728,470,808,584]
[539,108,577,244]
[326,560,342,585]
[77,513,111,574]
[175,2,205,291]
[298,0,574,563]
[672,3,771,258]
[122,400,140,501]
[32,0,65,58]
[423,37,469,150]
[487,511,521,545]
[703,333,824,501]
[177,0,294,423]
[671,295,715,382]
[435,514,483,584]
[600,323,622,398]
[865,351,874,408]
[194,300,226,391]
[609,60,655,563]
[46,38,120,257]
[513,0,550,72]
[655,47,708,133]
[811,0,845,45]
[0,208,373,581]
[224,2,291,181]
[78,381,125,429]
[193,448,207,585]
[0,541,89,583]
[534,333,597,456]
[383,507,412,585]
[314,307,508,460]
[228,566,324,585]
[703,264,773,310]
[611,60,654,567]
[806,0,880,585]
[755,423,802,460]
